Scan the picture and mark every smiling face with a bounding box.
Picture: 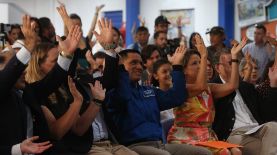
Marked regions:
[122,52,143,82]
[153,63,172,89]
[144,50,160,72]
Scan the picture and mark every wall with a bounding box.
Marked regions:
[0,0,218,45]
[140,0,219,45]
[0,0,126,36]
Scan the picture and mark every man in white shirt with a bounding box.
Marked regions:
[212,51,277,155]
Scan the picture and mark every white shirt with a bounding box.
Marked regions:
[92,110,109,142]
[220,76,259,130]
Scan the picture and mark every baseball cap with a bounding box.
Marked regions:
[206,26,225,35]
[155,15,170,26]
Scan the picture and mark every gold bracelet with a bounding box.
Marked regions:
[60,51,74,59]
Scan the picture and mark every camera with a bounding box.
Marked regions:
[0,23,11,50]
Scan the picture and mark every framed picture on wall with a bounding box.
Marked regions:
[238,0,266,27]
[161,9,195,40]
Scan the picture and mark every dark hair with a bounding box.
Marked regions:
[212,51,230,66]
[30,17,39,25]
[141,45,160,64]
[38,17,51,35]
[136,26,149,34]
[183,49,200,68]
[70,13,82,25]
[152,59,171,87]
[118,49,140,59]
[8,24,21,34]
[189,32,200,49]
[112,27,121,37]
[255,24,266,33]
[93,52,106,59]
[154,31,167,39]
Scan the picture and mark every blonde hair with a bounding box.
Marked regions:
[25,43,56,83]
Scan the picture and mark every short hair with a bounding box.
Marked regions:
[141,45,160,64]
[183,49,200,68]
[154,31,167,40]
[152,59,171,87]
[93,51,106,59]
[136,26,149,34]
[70,13,82,24]
[118,49,140,60]
[189,32,200,49]
[9,24,20,34]
[213,51,230,66]
[112,27,121,36]
[255,24,266,33]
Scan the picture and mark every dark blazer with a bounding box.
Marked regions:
[211,76,277,141]
[0,56,28,155]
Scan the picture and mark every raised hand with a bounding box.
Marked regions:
[269,67,277,87]
[56,4,72,29]
[89,80,106,101]
[56,25,81,55]
[96,4,105,13]
[194,34,207,57]
[231,37,247,57]
[68,76,83,103]
[21,15,39,52]
[20,136,52,154]
[171,45,186,65]
[230,39,239,47]
[177,16,182,27]
[138,15,146,26]
[85,50,99,71]
[93,18,114,47]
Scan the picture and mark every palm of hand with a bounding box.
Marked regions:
[60,36,79,54]
[93,88,105,100]
[269,67,277,81]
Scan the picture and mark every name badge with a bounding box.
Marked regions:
[143,89,155,98]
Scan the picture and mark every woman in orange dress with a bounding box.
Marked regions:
[165,35,247,155]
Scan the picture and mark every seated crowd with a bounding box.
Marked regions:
[1,3,277,155]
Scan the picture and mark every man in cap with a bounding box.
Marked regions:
[206,26,228,59]
[149,15,170,44]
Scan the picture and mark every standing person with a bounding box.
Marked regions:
[93,18,212,155]
[242,24,275,79]
[127,26,150,52]
[149,15,170,44]
[206,26,228,59]
[154,31,168,58]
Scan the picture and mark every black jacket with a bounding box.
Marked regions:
[0,56,28,155]
[211,76,277,140]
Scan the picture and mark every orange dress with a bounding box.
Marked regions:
[167,88,218,144]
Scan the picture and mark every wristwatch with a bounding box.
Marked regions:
[101,42,117,50]
[93,98,104,107]
[60,51,74,59]
[231,59,239,63]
